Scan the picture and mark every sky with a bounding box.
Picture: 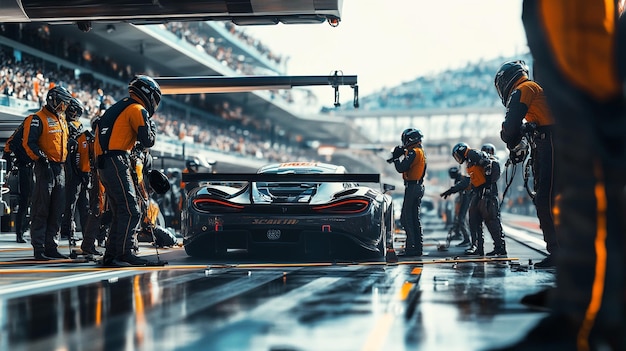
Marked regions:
[244,0,528,105]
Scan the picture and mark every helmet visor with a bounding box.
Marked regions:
[453,153,464,164]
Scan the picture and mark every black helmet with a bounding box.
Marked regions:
[186,159,199,171]
[66,98,84,122]
[148,169,171,194]
[481,143,496,155]
[45,86,73,117]
[494,60,529,106]
[128,75,162,116]
[448,166,459,179]
[452,142,469,164]
[401,128,423,147]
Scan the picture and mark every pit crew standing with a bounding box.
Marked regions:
[60,98,88,246]
[3,123,33,243]
[495,60,557,268]
[391,128,427,257]
[95,75,160,267]
[449,142,506,256]
[491,1,625,350]
[23,86,73,260]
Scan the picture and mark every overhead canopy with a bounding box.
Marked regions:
[0,0,342,26]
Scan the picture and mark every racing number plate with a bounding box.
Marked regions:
[267,229,281,240]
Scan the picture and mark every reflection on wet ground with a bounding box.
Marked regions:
[0,222,555,351]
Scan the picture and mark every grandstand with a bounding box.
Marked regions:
[0,21,533,204]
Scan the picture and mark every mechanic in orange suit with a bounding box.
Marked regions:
[95,75,159,267]
[22,85,73,260]
[491,1,626,350]
[391,128,427,257]
[495,59,558,268]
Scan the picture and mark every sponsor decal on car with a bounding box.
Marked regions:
[252,219,299,225]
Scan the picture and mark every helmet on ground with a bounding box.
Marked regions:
[494,60,529,106]
[452,142,469,164]
[45,86,73,117]
[66,98,84,121]
[148,169,171,194]
[401,128,423,147]
[128,75,162,116]
[481,143,496,155]
[448,166,459,179]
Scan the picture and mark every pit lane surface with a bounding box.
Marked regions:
[0,214,554,351]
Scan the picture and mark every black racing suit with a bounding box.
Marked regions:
[518,1,625,348]
[465,150,506,255]
[61,120,88,242]
[500,77,558,257]
[95,97,156,263]
[393,143,427,255]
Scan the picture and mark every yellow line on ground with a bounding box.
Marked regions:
[360,313,395,351]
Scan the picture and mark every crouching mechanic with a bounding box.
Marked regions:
[94,75,161,267]
[450,142,506,256]
[391,128,427,257]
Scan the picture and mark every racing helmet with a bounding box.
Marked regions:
[494,60,529,106]
[448,166,459,179]
[45,86,73,117]
[128,75,162,117]
[148,169,171,194]
[452,142,469,164]
[65,98,84,122]
[186,159,199,172]
[481,143,496,155]
[401,128,423,147]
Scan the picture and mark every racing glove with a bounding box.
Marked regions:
[440,189,454,199]
[392,146,404,159]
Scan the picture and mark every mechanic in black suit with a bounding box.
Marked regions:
[390,128,427,257]
[94,75,160,267]
[495,60,558,268]
[491,1,626,350]
[447,142,506,257]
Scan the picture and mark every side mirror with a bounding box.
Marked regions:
[383,183,395,193]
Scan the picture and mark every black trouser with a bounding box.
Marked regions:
[61,168,89,239]
[524,0,625,342]
[15,165,33,235]
[452,191,470,241]
[98,154,140,258]
[468,190,505,252]
[532,135,558,255]
[401,182,424,253]
[30,161,65,253]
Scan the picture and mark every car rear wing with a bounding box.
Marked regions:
[182,173,380,184]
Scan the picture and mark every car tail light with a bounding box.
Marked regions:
[192,198,244,213]
[312,199,370,214]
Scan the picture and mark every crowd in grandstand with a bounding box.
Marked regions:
[0,40,314,163]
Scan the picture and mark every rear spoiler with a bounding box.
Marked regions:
[182,173,380,183]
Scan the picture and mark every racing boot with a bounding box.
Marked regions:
[111,252,149,267]
[464,245,484,256]
[486,245,507,257]
[34,250,53,260]
[44,249,69,259]
[16,232,26,243]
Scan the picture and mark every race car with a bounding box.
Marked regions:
[181,162,395,261]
